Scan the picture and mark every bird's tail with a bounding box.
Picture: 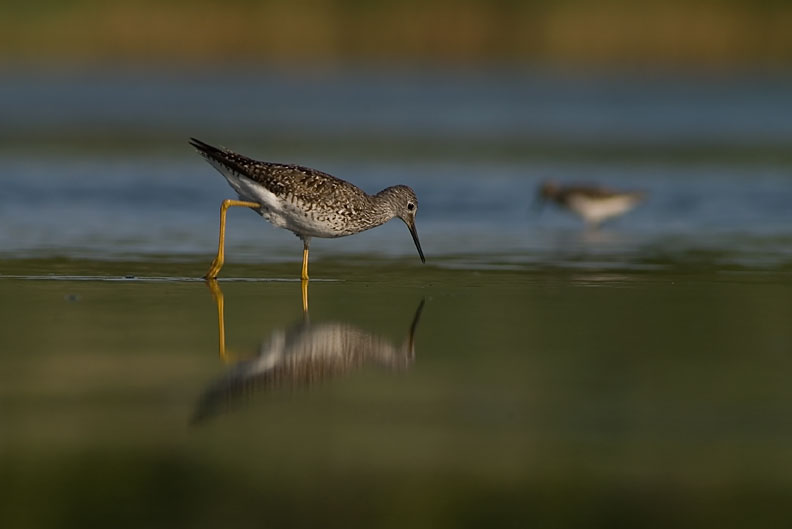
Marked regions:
[189,137,252,177]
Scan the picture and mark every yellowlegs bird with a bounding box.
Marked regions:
[538,181,646,228]
[190,138,425,280]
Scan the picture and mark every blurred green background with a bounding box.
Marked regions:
[2,0,791,69]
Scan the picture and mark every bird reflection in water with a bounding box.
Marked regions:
[193,280,425,423]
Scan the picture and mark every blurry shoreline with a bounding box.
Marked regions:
[2,66,791,163]
[3,132,792,166]
[3,1,792,70]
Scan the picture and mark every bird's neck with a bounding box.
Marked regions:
[368,189,400,225]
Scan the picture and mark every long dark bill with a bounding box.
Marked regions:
[407,298,426,356]
[408,221,426,263]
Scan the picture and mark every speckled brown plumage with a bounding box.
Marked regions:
[191,138,425,279]
[190,138,424,262]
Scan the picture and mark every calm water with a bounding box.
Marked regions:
[1,68,792,527]
[1,68,791,270]
[2,266,792,528]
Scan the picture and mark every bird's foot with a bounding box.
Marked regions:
[204,258,223,279]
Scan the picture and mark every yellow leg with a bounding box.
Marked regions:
[205,199,261,279]
[205,279,231,363]
[301,279,309,314]
[301,242,310,281]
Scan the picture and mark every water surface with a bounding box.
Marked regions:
[1,69,791,271]
[2,264,792,528]
[1,68,792,528]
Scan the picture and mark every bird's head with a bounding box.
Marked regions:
[538,180,561,201]
[378,185,425,263]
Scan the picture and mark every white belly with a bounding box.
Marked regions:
[221,168,347,239]
[567,195,639,225]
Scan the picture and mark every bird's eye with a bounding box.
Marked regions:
[407,202,415,211]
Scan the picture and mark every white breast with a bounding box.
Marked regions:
[217,165,290,227]
[567,195,640,225]
[218,165,348,239]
